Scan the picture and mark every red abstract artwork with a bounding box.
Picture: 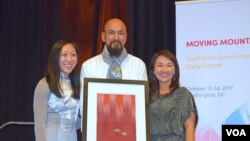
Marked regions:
[97,94,136,141]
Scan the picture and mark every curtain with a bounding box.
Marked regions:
[128,0,176,65]
[0,0,61,140]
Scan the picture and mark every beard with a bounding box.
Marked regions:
[106,40,123,57]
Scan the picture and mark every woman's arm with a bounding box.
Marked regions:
[33,78,50,141]
[185,112,196,141]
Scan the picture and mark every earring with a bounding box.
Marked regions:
[173,74,176,81]
[153,76,156,81]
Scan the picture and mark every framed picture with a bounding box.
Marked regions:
[82,78,150,141]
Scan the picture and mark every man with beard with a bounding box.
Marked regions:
[79,18,147,116]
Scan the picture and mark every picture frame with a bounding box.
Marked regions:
[82,78,150,141]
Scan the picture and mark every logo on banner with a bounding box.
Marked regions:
[222,125,250,141]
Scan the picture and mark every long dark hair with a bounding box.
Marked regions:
[45,40,80,99]
[148,50,180,102]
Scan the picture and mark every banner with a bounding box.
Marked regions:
[176,0,250,140]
